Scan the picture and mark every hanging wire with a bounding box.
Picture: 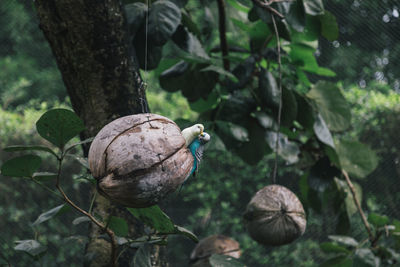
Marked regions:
[271,14,283,185]
[139,0,150,114]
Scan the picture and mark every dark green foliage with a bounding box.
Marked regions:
[1,155,41,178]
[36,109,85,149]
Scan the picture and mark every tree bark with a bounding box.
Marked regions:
[33,1,165,266]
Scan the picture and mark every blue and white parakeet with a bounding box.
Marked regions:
[181,124,204,147]
[188,132,211,178]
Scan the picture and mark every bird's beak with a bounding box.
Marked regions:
[200,129,204,135]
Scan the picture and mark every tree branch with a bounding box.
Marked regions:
[342,170,374,243]
[217,0,230,71]
[55,157,118,266]
[252,0,284,19]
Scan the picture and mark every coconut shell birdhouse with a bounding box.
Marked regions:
[88,113,193,208]
[190,235,241,267]
[243,185,306,246]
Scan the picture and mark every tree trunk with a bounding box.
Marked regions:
[33,1,166,266]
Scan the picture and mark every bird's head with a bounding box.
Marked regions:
[198,132,211,144]
[181,124,204,147]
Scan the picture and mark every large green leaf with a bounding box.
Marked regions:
[14,240,47,257]
[32,172,57,182]
[319,11,338,41]
[32,204,70,226]
[209,254,244,267]
[134,37,163,70]
[124,2,147,38]
[258,68,280,109]
[127,206,175,233]
[36,109,85,149]
[308,157,340,192]
[314,114,334,148]
[286,0,306,32]
[147,1,181,46]
[306,82,351,132]
[335,139,379,178]
[159,62,218,102]
[303,0,324,16]
[108,216,129,237]
[1,155,41,178]
[174,225,198,243]
[172,25,209,60]
[281,88,298,127]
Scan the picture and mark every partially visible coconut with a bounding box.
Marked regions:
[88,113,193,208]
[243,184,306,246]
[190,235,241,267]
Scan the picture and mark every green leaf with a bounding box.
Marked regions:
[124,2,147,38]
[134,39,163,70]
[200,65,238,82]
[127,206,175,233]
[65,154,89,169]
[32,172,58,182]
[1,155,41,178]
[159,62,218,102]
[281,88,298,127]
[228,56,256,90]
[36,109,85,149]
[189,91,220,113]
[174,225,198,242]
[320,242,350,254]
[132,244,152,267]
[286,0,306,32]
[368,213,389,227]
[328,235,359,247]
[334,177,362,217]
[64,137,94,153]
[320,256,352,267]
[308,157,340,192]
[108,216,129,237]
[319,11,338,41]
[32,204,70,226]
[216,121,249,143]
[306,81,351,132]
[226,0,250,13]
[209,254,244,267]
[259,69,280,109]
[354,248,380,267]
[4,145,58,158]
[254,111,275,129]
[72,216,91,225]
[14,240,47,257]
[335,139,379,178]
[336,208,351,235]
[314,114,334,148]
[172,25,209,60]
[266,131,300,164]
[303,0,324,16]
[148,1,181,46]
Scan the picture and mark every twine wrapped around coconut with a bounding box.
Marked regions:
[88,113,193,208]
[243,184,306,246]
[190,235,241,267]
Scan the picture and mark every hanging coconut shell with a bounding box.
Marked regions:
[88,113,193,208]
[243,184,306,246]
[190,235,241,267]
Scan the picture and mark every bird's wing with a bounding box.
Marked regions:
[193,145,205,177]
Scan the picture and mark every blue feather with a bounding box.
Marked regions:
[188,138,201,177]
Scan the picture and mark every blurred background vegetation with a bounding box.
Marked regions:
[1,0,400,266]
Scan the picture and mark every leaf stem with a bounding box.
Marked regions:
[342,170,374,243]
[217,0,230,71]
[55,155,118,266]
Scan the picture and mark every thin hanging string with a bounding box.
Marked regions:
[271,15,283,184]
[140,0,150,114]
